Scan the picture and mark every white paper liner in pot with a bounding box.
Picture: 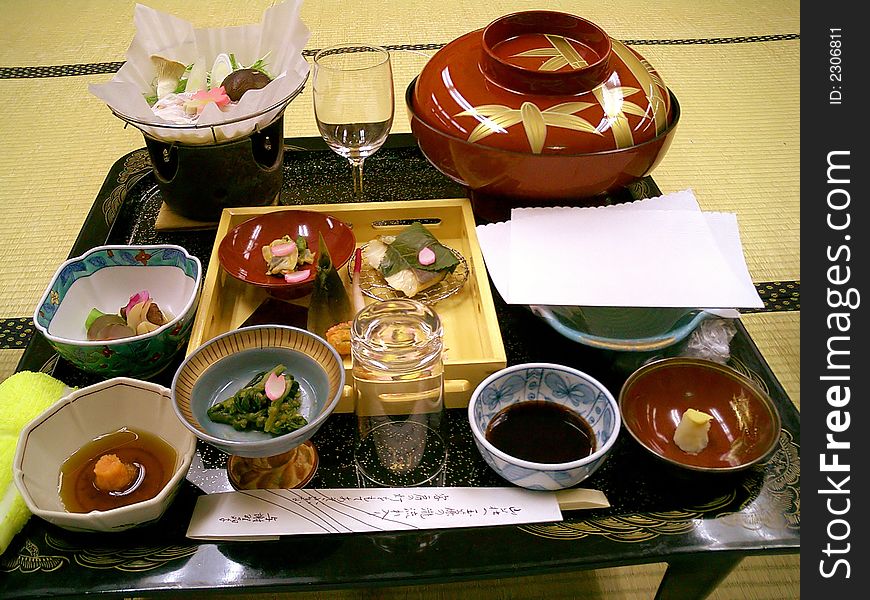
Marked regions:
[89,1,310,145]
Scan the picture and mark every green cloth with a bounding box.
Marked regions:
[0,371,69,556]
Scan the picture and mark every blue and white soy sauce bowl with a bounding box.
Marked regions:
[467,363,621,491]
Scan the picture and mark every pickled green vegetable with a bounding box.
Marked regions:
[206,364,307,435]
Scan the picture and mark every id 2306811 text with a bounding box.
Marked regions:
[829,28,843,105]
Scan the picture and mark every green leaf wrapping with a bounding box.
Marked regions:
[306,232,353,339]
[378,222,459,278]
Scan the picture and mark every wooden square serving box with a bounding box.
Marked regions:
[186,198,507,412]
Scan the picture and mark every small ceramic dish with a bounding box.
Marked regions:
[529,306,722,352]
[13,378,196,533]
[32,244,202,379]
[468,363,620,490]
[618,357,782,473]
[348,242,469,304]
[217,209,356,300]
[171,325,345,458]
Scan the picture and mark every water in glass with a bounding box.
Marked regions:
[351,299,447,487]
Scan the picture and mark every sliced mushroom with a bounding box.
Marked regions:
[146,302,168,326]
[151,55,187,99]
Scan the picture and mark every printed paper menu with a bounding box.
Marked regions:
[187,487,564,541]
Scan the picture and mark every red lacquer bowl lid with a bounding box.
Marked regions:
[413,11,673,155]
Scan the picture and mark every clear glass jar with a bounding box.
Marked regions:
[351,298,447,487]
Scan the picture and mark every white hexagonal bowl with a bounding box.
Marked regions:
[13,377,196,532]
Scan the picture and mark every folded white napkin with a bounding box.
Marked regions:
[475,189,763,309]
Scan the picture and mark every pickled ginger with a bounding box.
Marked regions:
[673,408,714,454]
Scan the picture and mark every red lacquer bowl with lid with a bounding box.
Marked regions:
[408,11,680,220]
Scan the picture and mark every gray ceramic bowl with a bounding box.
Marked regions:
[468,363,620,490]
[171,325,345,458]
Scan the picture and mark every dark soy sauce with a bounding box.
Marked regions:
[485,401,596,464]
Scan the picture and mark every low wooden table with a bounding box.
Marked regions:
[2,135,800,599]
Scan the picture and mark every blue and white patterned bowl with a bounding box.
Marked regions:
[33,245,202,379]
[468,363,620,490]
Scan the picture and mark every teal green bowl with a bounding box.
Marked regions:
[33,245,202,379]
[530,306,718,352]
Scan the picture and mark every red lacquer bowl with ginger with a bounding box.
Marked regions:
[408,11,680,220]
[618,358,782,474]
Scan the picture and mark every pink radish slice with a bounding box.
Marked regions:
[418,247,436,265]
[125,290,150,314]
[271,241,297,257]
[265,373,286,401]
[284,270,309,283]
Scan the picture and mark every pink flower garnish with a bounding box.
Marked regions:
[418,247,436,266]
[125,290,149,314]
[271,241,297,257]
[265,372,286,402]
[184,86,231,115]
[284,270,309,284]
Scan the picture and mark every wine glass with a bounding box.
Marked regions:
[313,44,395,197]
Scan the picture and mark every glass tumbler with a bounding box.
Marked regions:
[351,299,447,487]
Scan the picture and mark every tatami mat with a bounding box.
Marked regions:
[742,312,800,411]
[2,0,800,68]
[0,1,799,596]
[0,77,144,318]
[0,352,22,382]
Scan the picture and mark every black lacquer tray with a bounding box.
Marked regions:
[2,135,799,599]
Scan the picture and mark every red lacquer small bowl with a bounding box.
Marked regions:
[618,358,782,474]
[408,11,680,219]
[218,210,355,300]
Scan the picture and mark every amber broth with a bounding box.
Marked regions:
[59,428,177,513]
